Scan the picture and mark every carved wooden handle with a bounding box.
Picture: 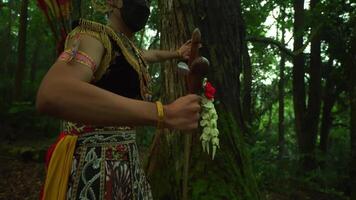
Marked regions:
[187,28,209,94]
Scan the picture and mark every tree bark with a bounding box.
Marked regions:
[348,16,356,200]
[319,59,338,154]
[145,0,260,199]
[292,0,323,171]
[302,0,322,170]
[278,6,286,159]
[0,0,13,74]
[242,42,252,125]
[30,40,41,83]
[13,0,29,101]
[293,0,307,169]
[246,36,294,58]
[242,42,252,126]
[350,76,356,200]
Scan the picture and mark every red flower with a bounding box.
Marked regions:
[204,82,216,100]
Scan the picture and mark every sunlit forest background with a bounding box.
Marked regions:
[0,0,355,199]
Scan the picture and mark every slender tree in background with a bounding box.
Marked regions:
[348,15,356,200]
[292,0,323,171]
[292,0,308,170]
[0,0,13,74]
[278,4,286,159]
[318,1,354,158]
[304,0,322,169]
[14,0,29,101]
[145,0,260,199]
[319,57,339,154]
[30,40,41,83]
[242,33,253,126]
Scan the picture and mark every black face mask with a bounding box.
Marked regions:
[120,0,150,32]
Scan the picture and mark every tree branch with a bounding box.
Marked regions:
[246,36,294,57]
[246,24,322,58]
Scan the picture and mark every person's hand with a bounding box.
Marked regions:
[177,40,203,60]
[163,94,202,130]
[177,40,192,60]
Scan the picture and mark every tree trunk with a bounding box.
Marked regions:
[30,40,41,83]
[292,0,307,169]
[278,7,286,159]
[350,76,356,200]
[242,42,252,125]
[145,0,260,199]
[348,17,356,200]
[319,59,338,154]
[293,0,322,171]
[0,0,13,74]
[302,0,322,170]
[13,0,29,101]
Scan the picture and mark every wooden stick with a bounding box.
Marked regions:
[183,28,209,200]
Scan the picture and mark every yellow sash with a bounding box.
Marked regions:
[42,135,78,200]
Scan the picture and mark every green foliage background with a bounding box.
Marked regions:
[0,0,355,199]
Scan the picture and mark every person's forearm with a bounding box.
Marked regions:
[143,49,180,63]
[36,77,158,127]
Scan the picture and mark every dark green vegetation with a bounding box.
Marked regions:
[0,0,355,199]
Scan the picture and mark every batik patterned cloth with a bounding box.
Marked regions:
[65,129,153,200]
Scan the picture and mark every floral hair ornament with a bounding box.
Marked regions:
[200,78,219,159]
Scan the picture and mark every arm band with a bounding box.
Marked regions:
[58,49,97,72]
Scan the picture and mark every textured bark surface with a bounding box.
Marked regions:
[292,0,322,171]
[30,41,41,83]
[292,0,306,165]
[308,0,322,165]
[145,0,260,199]
[14,0,29,101]
[350,79,356,200]
[278,11,286,159]
[348,18,356,200]
[242,42,252,125]
[319,59,338,154]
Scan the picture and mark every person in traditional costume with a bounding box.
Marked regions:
[36,0,202,199]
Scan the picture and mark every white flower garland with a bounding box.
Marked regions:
[200,78,220,159]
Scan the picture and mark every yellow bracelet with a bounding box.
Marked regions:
[155,101,164,129]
